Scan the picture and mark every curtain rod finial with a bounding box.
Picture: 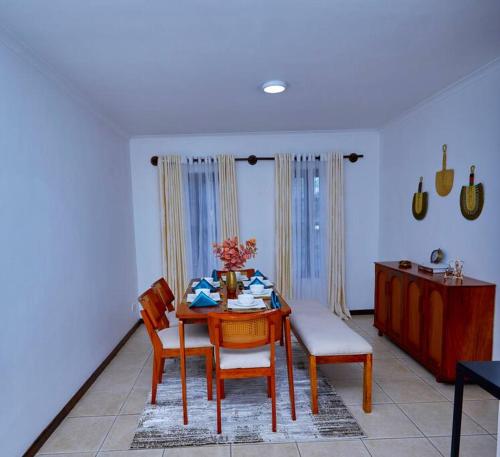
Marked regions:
[247,155,258,165]
[151,156,158,166]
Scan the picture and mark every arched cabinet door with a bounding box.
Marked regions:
[424,287,445,371]
[375,267,389,333]
[404,279,424,357]
[388,273,404,343]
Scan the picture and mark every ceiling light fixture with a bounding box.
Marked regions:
[262,80,287,94]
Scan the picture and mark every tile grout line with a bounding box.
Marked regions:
[96,331,152,453]
[117,348,153,415]
[360,438,375,456]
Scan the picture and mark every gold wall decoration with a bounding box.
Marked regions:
[460,165,484,220]
[412,176,428,220]
[435,144,454,196]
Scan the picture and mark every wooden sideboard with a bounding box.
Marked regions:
[374,261,495,382]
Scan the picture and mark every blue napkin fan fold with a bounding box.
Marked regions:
[249,277,264,286]
[253,270,265,278]
[189,291,218,308]
[193,278,216,292]
[211,269,219,282]
[271,291,281,309]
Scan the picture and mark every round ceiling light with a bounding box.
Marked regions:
[262,80,287,94]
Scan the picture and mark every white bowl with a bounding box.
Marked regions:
[249,284,265,295]
[195,288,211,296]
[237,294,254,305]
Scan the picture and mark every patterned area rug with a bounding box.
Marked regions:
[131,342,365,448]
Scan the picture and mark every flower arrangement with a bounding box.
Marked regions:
[212,237,257,271]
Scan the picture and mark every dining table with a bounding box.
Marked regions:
[176,278,297,425]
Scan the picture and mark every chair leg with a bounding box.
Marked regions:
[309,355,318,414]
[363,353,373,413]
[158,358,165,383]
[267,376,271,398]
[219,379,225,399]
[216,375,222,434]
[271,373,277,432]
[151,356,159,404]
[206,350,213,401]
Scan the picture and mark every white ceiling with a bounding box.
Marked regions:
[1,1,500,136]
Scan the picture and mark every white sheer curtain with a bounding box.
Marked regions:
[291,154,327,302]
[181,157,220,278]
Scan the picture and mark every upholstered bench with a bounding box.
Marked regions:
[289,299,373,414]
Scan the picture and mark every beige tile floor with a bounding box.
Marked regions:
[37,315,498,457]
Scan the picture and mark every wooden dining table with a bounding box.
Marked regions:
[176,279,296,425]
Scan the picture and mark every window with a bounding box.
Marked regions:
[182,160,220,278]
[291,157,327,300]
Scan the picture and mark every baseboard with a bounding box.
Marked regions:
[350,309,374,315]
[23,319,143,457]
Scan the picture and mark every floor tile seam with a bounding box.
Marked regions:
[360,438,375,456]
[396,400,492,435]
[391,401,428,438]
[117,347,152,414]
[375,379,449,404]
[94,327,148,451]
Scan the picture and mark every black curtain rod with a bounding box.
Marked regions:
[150,153,363,166]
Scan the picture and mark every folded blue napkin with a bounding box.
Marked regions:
[193,278,216,292]
[271,291,281,309]
[189,291,218,308]
[253,270,265,278]
[249,277,264,286]
[211,269,219,282]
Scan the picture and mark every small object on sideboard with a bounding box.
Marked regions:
[418,262,448,274]
[399,260,412,269]
[430,248,444,264]
[374,261,495,382]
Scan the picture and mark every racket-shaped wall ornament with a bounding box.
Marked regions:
[460,165,484,220]
[435,144,454,196]
[412,176,428,220]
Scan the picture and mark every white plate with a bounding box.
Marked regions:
[242,279,273,287]
[192,280,220,288]
[227,298,266,310]
[243,288,272,298]
[187,292,221,303]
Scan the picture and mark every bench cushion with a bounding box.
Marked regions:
[291,311,372,356]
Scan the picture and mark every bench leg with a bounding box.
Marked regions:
[309,355,318,414]
[363,353,372,413]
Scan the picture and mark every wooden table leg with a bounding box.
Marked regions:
[450,365,465,457]
[284,316,296,420]
[179,320,188,425]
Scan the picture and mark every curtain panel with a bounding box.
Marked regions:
[274,154,293,298]
[158,154,241,295]
[217,154,240,240]
[326,154,349,318]
[158,155,188,304]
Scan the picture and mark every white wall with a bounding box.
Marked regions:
[379,59,500,355]
[0,39,138,455]
[130,130,380,310]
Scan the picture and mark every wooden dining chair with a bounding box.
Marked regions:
[151,277,178,326]
[208,309,282,434]
[216,268,255,280]
[139,289,213,404]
